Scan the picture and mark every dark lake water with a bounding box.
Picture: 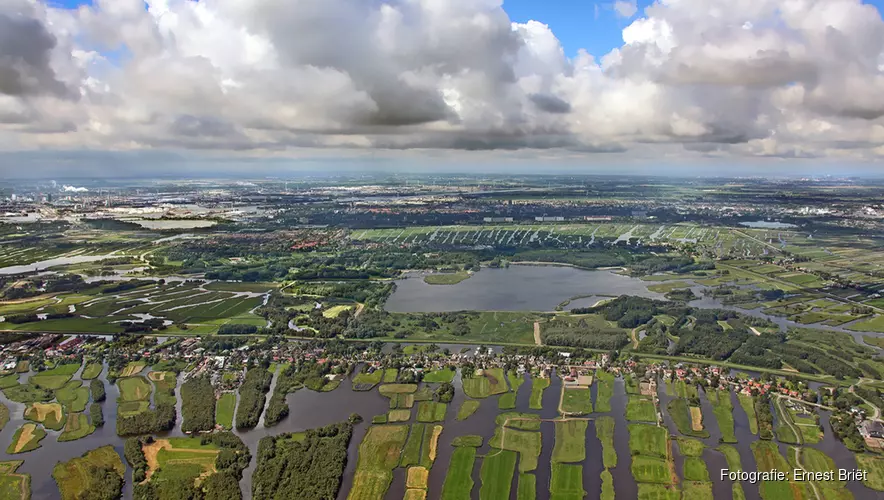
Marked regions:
[384,266,664,312]
[2,363,880,500]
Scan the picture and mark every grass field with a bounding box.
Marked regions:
[668,399,709,438]
[399,424,425,467]
[637,483,680,500]
[594,371,614,413]
[479,449,517,500]
[457,400,480,420]
[424,272,471,285]
[560,387,592,414]
[117,375,152,416]
[57,413,95,442]
[24,402,64,430]
[596,416,617,469]
[5,424,45,454]
[705,389,736,443]
[677,437,704,457]
[422,369,456,383]
[529,377,549,410]
[416,402,447,423]
[490,427,542,473]
[752,441,805,500]
[348,425,409,500]
[52,446,124,500]
[120,362,146,378]
[682,481,713,500]
[441,446,476,500]
[628,424,669,460]
[855,454,884,491]
[420,425,443,468]
[683,457,709,482]
[388,409,412,423]
[352,368,385,388]
[463,368,508,399]
[552,420,587,463]
[626,395,657,422]
[737,394,758,435]
[452,435,483,447]
[717,445,742,472]
[631,456,672,484]
[0,461,28,500]
[215,393,235,429]
[550,463,585,499]
[378,384,418,396]
[601,470,614,500]
[30,361,80,390]
[55,381,89,413]
[517,473,536,500]
[80,363,102,380]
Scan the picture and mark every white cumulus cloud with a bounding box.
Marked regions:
[0,0,883,173]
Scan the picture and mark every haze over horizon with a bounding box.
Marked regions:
[4,0,884,176]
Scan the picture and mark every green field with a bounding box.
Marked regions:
[378,384,418,396]
[683,457,709,482]
[416,402,447,423]
[517,473,536,500]
[422,369,456,383]
[215,392,236,429]
[489,427,541,473]
[855,454,884,491]
[529,377,549,410]
[5,424,45,454]
[463,368,508,399]
[424,272,471,285]
[24,402,64,430]
[80,363,102,380]
[682,481,713,500]
[601,470,614,500]
[752,441,805,500]
[550,463,585,499]
[0,461,28,500]
[625,395,657,422]
[399,424,425,467]
[441,446,476,500]
[560,387,592,414]
[594,371,614,413]
[705,389,736,443]
[451,435,483,447]
[552,420,587,463]
[631,456,672,484]
[676,437,704,457]
[737,394,758,435]
[388,409,411,423]
[30,362,80,390]
[457,400,480,420]
[52,446,124,500]
[667,399,709,439]
[628,423,669,459]
[717,445,742,472]
[55,381,89,413]
[479,450,517,500]
[596,416,617,469]
[348,425,409,500]
[57,413,96,442]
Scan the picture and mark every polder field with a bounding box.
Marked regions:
[1,343,884,499]
[0,279,272,335]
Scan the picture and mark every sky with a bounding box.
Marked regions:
[4,0,884,177]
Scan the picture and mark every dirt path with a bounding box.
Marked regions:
[775,397,803,445]
[355,303,365,317]
[792,447,823,500]
[533,322,542,346]
[631,328,640,348]
[750,327,762,336]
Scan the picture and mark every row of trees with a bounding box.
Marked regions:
[91,379,106,402]
[181,376,216,433]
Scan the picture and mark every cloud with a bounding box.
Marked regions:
[1,0,884,170]
[613,0,638,19]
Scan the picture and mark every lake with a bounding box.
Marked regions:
[739,221,797,229]
[384,265,664,312]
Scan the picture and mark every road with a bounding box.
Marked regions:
[533,322,542,346]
